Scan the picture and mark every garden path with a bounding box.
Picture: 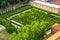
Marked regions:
[0,25,5,31]
[51,14,60,18]
[7,9,31,27]
[0,33,9,40]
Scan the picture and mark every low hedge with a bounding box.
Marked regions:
[0,5,33,18]
[0,18,15,33]
[10,21,48,40]
[0,5,33,33]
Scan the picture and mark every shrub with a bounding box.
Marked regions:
[10,21,47,40]
[0,18,15,33]
[1,1,7,8]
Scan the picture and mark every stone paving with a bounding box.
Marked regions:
[0,25,6,31]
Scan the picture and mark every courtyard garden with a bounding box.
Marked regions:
[0,5,60,40]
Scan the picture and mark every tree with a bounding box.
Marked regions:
[0,2,1,8]
[7,0,20,4]
[1,1,7,8]
[20,0,29,3]
[10,20,47,40]
[7,0,15,4]
[0,18,15,33]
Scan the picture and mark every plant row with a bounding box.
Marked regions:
[0,5,33,33]
[11,8,60,25]
[10,7,60,40]
[0,18,15,33]
[10,20,49,40]
[0,5,33,18]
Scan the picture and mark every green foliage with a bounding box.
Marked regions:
[0,5,60,40]
[0,0,29,8]
[0,5,33,18]
[0,1,7,8]
[11,8,60,26]
[7,0,20,4]
[0,5,33,33]
[10,20,48,40]
[0,18,15,33]
[20,0,29,2]
[10,7,60,40]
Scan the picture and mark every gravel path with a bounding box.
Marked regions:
[46,29,51,35]
[7,9,31,27]
[11,23,20,28]
[0,25,6,31]
[51,14,60,18]
[0,33,9,40]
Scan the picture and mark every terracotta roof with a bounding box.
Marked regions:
[56,36,60,40]
[53,0,60,5]
[44,23,60,40]
[51,23,60,34]
[52,23,60,30]
[46,31,60,40]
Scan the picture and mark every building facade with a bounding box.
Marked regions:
[30,0,60,13]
